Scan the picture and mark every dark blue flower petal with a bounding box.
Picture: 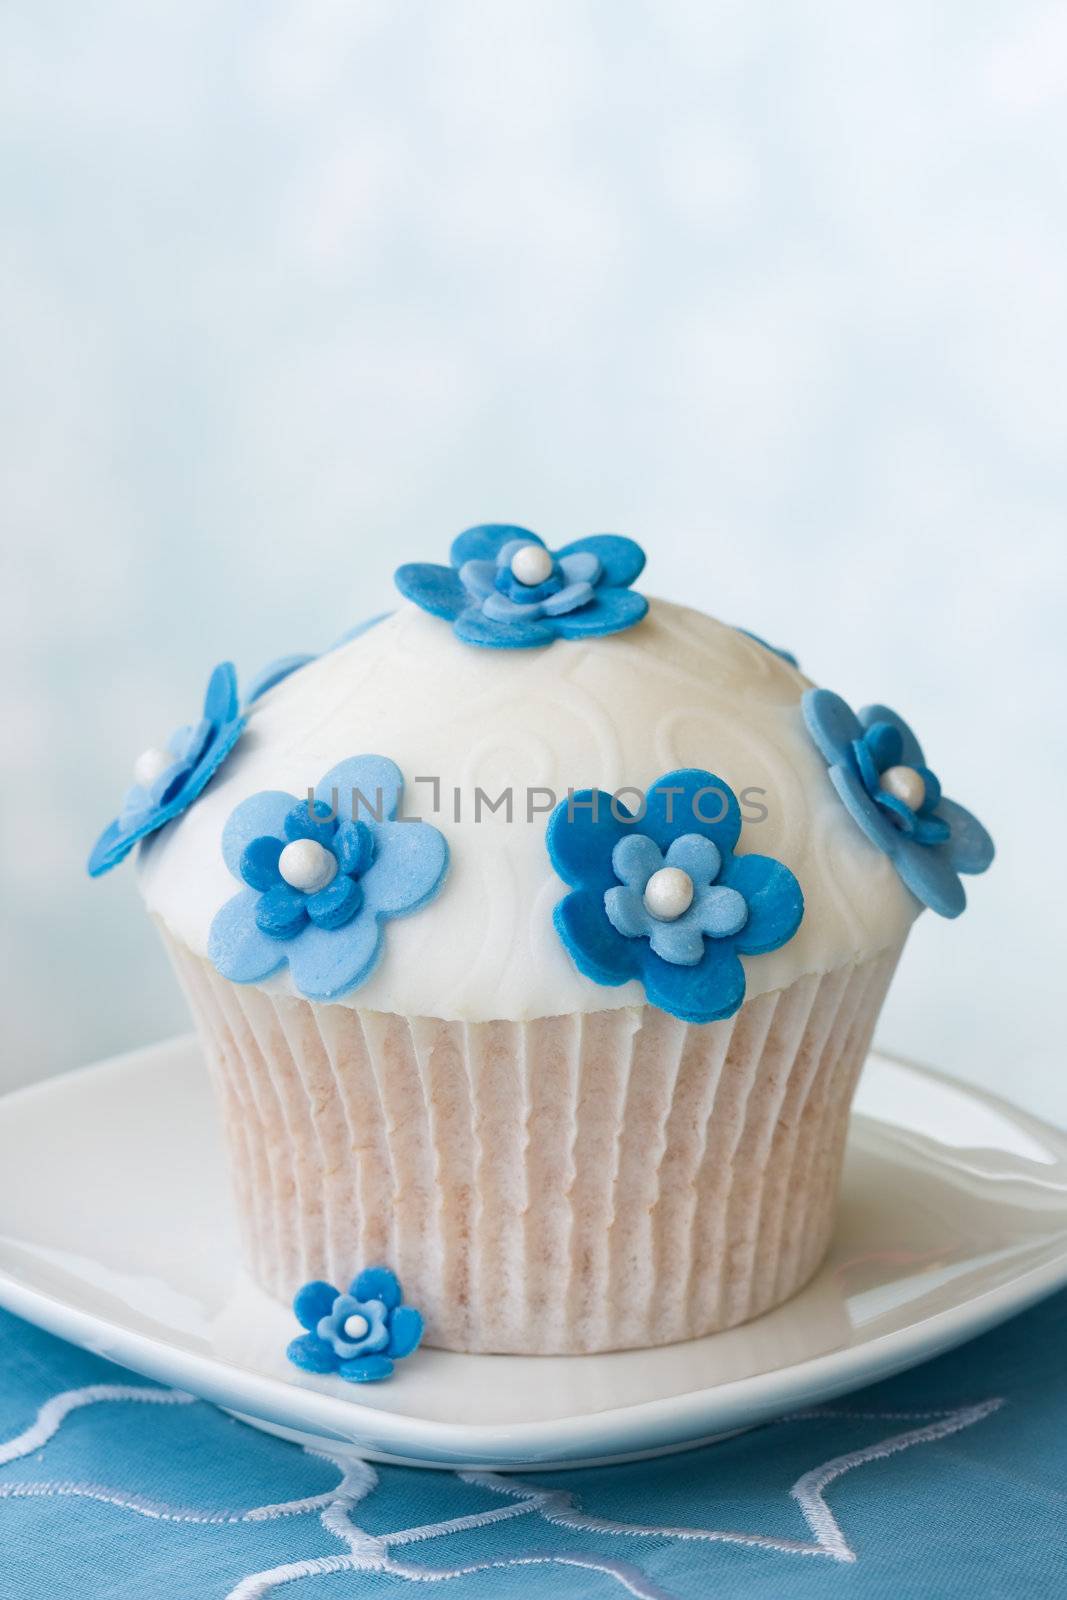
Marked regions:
[87,817,140,877]
[718,854,804,955]
[552,586,649,640]
[853,736,882,796]
[547,791,636,892]
[169,718,213,784]
[493,565,561,605]
[640,940,747,1024]
[893,836,967,918]
[284,800,338,846]
[553,889,641,987]
[351,1266,403,1310]
[385,1304,424,1360]
[286,1334,339,1374]
[203,661,240,727]
[245,653,316,705]
[307,874,363,930]
[333,820,375,876]
[916,765,942,812]
[239,835,284,891]
[394,562,468,621]
[909,811,951,846]
[873,787,919,832]
[338,1354,395,1384]
[802,688,862,767]
[256,882,309,940]
[556,534,645,589]
[937,798,995,875]
[858,705,925,769]
[452,606,556,649]
[293,1280,340,1331]
[450,524,543,568]
[828,765,901,855]
[641,769,742,857]
[862,720,904,772]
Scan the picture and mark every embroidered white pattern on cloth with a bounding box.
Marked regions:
[0,1383,1004,1598]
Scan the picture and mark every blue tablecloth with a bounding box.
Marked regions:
[1,1295,1064,1598]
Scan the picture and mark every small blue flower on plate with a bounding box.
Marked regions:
[208,755,448,1001]
[88,662,246,877]
[395,525,648,649]
[547,770,804,1024]
[802,688,994,917]
[244,614,390,705]
[287,1268,423,1384]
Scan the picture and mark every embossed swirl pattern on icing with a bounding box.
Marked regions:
[138,600,918,1019]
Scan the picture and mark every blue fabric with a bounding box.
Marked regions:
[2,1292,1066,1597]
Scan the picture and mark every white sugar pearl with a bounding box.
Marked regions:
[643,866,695,921]
[879,765,926,811]
[278,838,338,894]
[343,1313,369,1340]
[510,543,554,586]
[133,747,173,788]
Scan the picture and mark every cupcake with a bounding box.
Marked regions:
[89,525,993,1357]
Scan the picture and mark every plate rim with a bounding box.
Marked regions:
[1,1037,1066,1467]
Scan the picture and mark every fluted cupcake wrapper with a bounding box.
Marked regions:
[164,928,901,1355]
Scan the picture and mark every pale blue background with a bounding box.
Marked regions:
[2,1,1066,1119]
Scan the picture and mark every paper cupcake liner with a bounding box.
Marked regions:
[164,930,901,1355]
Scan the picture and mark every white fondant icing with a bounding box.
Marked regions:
[137,599,919,1019]
[643,866,694,921]
[278,838,338,894]
[133,747,173,788]
[510,543,554,586]
[879,764,925,811]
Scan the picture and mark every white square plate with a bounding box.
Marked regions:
[0,1037,1065,1470]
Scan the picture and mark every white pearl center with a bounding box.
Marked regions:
[278,838,338,894]
[133,747,173,788]
[343,1313,369,1340]
[510,543,554,586]
[643,866,695,921]
[878,765,926,811]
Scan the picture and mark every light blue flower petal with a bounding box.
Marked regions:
[556,534,645,589]
[717,855,804,954]
[552,587,649,640]
[664,834,722,885]
[611,832,663,888]
[641,941,747,1024]
[828,764,901,855]
[481,590,540,623]
[458,558,498,599]
[286,912,383,1001]
[553,889,640,987]
[540,579,594,617]
[338,1354,395,1384]
[453,606,556,649]
[450,524,544,567]
[604,884,651,938]
[221,791,294,878]
[803,688,862,767]
[203,661,240,727]
[315,755,404,825]
[893,836,967,918]
[286,1334,338,1374]
[648,919,705,965]
[697,884,749,939]
[245,653,316,705]
[394,562,468,621]
[385,1304,424,1360]
[208,888,289,983]
[352,1266,403,1310]
[558,550,601,586]
[858,704,925,769]
[361,820,449,917]
[547,791,634,892]
[937,798,995,875]
[332,612,390,649]
[293,1280,339,1331]
[642,769,742,856]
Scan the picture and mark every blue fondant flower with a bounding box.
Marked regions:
[736,628,799,669]
[802,688,994,918]
[547,770,804,1024]
[88,663,246,877]
[208,755,448,1001]
[395,525,648,649]
[244,614,390,706]
[286,1268,423,1384]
